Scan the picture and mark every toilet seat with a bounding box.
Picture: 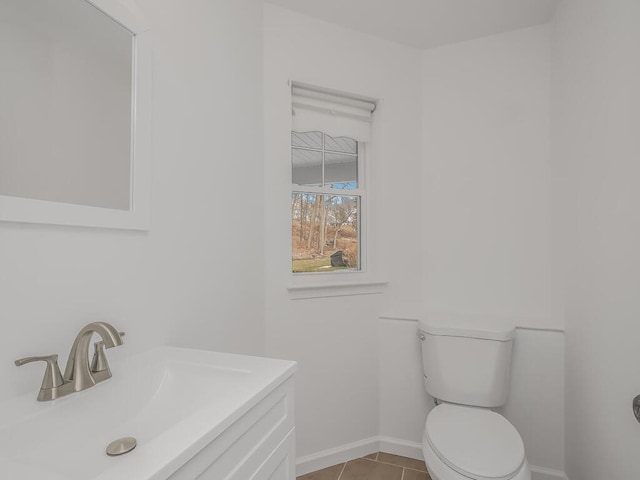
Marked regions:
[425,404,525,480]
[422,436,530,480]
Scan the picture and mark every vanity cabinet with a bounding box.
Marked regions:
[0,347,295,480]
[168,378,296,480]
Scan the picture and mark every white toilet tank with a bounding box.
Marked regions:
[418,313,516,408]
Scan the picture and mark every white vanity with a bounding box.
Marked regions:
[0,347,296,480]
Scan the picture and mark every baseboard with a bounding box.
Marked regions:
[297,436,568,480]
[296,436,423,476]
[377,436,424,460]
[529,465,568,480]
[296,437,379,476]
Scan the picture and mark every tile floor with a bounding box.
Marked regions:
[297,452,432,480]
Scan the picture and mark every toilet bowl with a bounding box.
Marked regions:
[417,313,531,480]
[422,404,530,480]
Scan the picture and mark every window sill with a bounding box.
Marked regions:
[287,280,388,300]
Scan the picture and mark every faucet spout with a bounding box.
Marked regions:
[64,322,123,391]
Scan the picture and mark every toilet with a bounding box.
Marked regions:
[418,314,531,480]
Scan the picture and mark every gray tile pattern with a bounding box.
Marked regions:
[297,452,431,480]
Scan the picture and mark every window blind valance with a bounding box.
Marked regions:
[291,82,377,143]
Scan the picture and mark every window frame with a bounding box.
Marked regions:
[291,132,368,276]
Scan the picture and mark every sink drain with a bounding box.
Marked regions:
[106,437,137,456]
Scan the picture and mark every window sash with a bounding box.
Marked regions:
[291,136,364,192]
[291,192,363,274]
[291,137,366,275]
[292,186,364,196]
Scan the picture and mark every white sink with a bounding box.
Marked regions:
[0,347,296,480]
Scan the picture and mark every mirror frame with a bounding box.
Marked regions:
[0,0,152,230]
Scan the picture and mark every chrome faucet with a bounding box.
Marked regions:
[15,322,124,401]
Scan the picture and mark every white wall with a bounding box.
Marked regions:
[499,327,565,476]
[411,25,565,475]
[263,4,423,459]
[0,0,265,402]
[552,1,640,478]
[378,316,430,445]
[422,24,559,326]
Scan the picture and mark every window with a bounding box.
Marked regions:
[290,83,375,274]
[291,131,362,273]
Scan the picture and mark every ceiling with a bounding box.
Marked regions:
[265,0,561,49]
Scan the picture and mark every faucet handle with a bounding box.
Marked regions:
[91,332,125,374]
[15,354,65,392]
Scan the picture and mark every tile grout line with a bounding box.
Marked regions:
[336,461,347,480]
[401,466,429,473]
[373,459,428,474]
[401,467,406,480]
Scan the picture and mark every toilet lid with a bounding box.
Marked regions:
[425,404,525,480]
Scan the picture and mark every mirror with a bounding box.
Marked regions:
[0,0,151,230]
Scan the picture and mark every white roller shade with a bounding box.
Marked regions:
[291,83,376,142]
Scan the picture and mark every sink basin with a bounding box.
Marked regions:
[0,347,296,479]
